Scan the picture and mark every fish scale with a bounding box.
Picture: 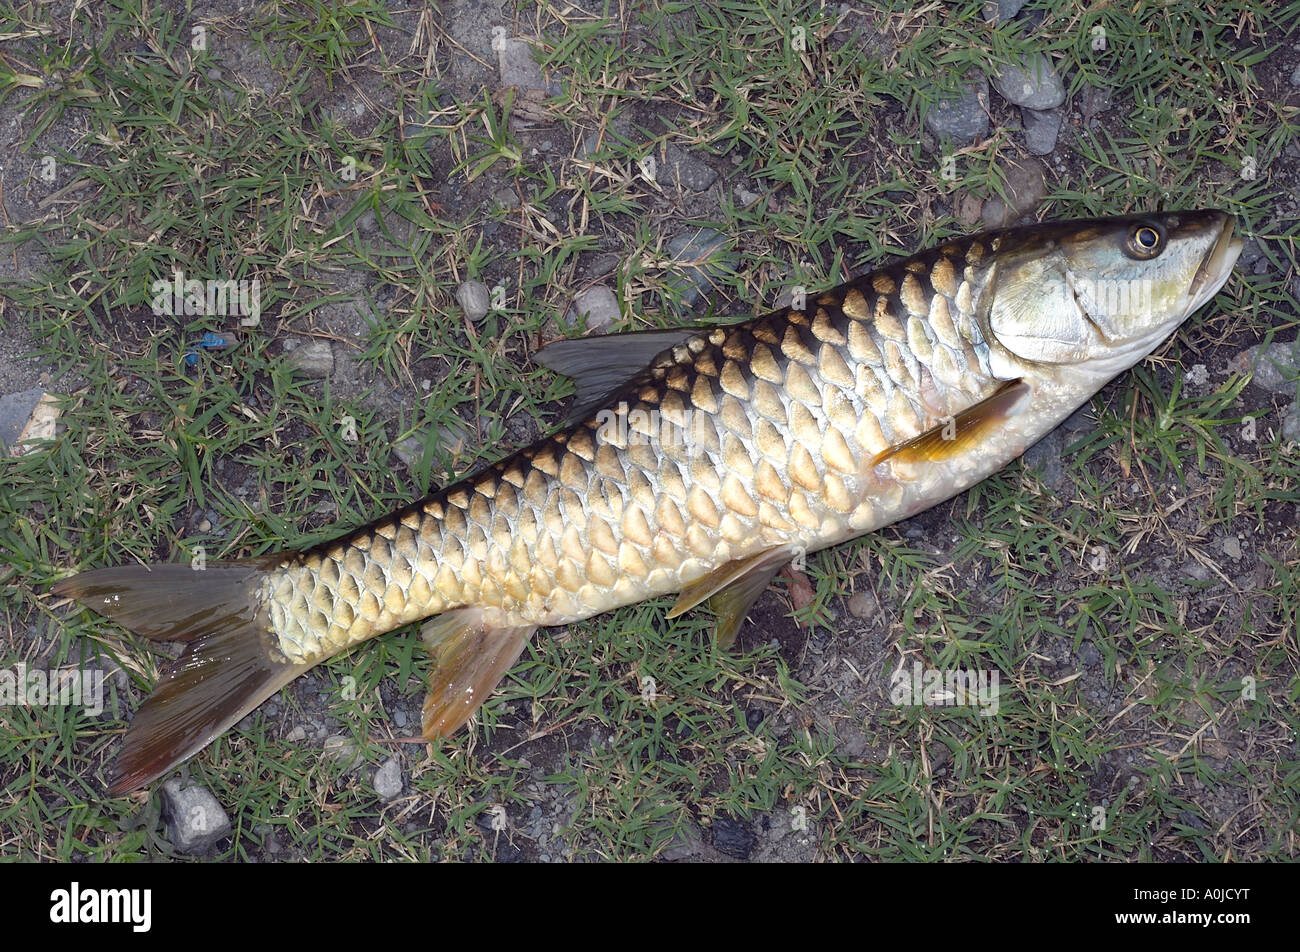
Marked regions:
[53,210,1240,794]
[262,239,1002,667]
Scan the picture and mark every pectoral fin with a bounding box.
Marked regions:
[871,378,1031,467]
[667,546,795,648]
[419,609,536,739]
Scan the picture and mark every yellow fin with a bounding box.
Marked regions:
[667,547,796,648]
[871,378,1030,467]
[419,609,536,740]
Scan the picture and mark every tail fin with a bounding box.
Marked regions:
[52,559,307,795]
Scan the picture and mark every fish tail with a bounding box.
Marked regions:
[52,558,309,795]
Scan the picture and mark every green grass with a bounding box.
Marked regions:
[1,0,1298,861]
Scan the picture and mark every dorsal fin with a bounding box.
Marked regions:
[534,328,704,423]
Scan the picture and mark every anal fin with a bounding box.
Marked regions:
[667,546,795,648]
[419,608,536,739]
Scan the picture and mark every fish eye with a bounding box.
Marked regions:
[1126,224,1164,258]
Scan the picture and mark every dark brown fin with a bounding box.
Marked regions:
[871,378,1031,467]
[419,609,536,740]
[666,547,795,648]
[534,329,702,424]
[53,559,305,795]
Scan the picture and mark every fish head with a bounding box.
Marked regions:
[983,210,1241,373]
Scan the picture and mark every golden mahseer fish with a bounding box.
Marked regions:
[53,210,1242,794]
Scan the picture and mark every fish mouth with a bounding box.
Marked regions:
[1186,213,1242,313]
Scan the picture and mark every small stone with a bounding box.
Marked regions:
[492,186,519,210]
[664,228,732,308]
[1022,427,1068,493]
[847,591,877,619]
[992,53,1065,109]
[286,725,307,742]
[373,757,403,801]
[1283,402,1300,443]
[356,208,378,236]
[456,280,491,321]
[1078,641,1101,667]
[161,778,231,854]
[0,387,45,451]
[923,74,989,146]
[1291,64,1300,88]
[1021,106,1063,155]
[1183,561,1210,582]
[711,817,756,860]
[955,192,983,226]
[1079,84,1113,121]
[656,143,718,192]
[285,340,334,378]
[981,156,1047,228]
[394,435,424,468]
[566,285,620,331]
[323,734,361,770]
[982,0,1028,23]
[393,708,407,728]
[1231,340,1299,394]
[1221,536,1242,561]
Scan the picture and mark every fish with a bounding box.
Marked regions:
[52,210,1242,795]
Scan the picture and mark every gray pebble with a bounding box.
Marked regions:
[923,74,989,145]
[1291,64,1300,88]
[373,757,403,801]
[393,708,407,728]
[992,53,1065,109]
[456,280,491,321]
[566,285,620,331]
[394,435,424,468]
[1221,537,1242,561]
[982,0,1028,22]
[981,156,1047,228]
[323,734,361,770]
[1022,426,1068,493]
[356,208,378,236]
[161,778,231,854]
[1231,340,1299,394]
[285,340,334,378]
[286,725,307,743]
[664,228,732,307]
[0,387,44,451]
[656,143,718,192]
[1078,641,1101,667]
[1283,402,1300,443]
[1021,106,1063,155]
[492,186,520,210]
